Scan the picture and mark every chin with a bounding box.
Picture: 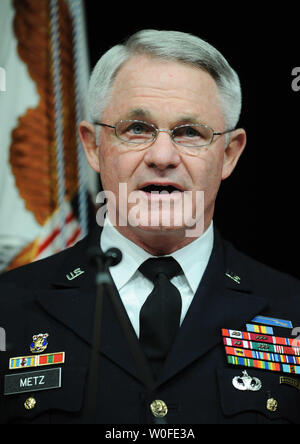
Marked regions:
[129,211,187,235]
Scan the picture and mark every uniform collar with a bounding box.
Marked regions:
[172,222,214,293]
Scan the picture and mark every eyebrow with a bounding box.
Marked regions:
[126,108,153,120]
[125,109,201,126]
[176,115,200,125]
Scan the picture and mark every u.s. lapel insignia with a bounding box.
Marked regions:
[30,333,49,354]
[66,268,85,281]
[225,271,241,285]
[232,370,262,391]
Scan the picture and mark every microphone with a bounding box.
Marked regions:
[104,248,123,267]
[87,247,122,269]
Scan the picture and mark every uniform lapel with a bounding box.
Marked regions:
[159,230,268,385]
[35,227,147,385]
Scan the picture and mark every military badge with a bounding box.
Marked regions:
[266,397,278,412]
[252,316,293,329]
[9,352,65,370]
[30,333,49,354]
[222,317,300,376]
[232,370,262,391]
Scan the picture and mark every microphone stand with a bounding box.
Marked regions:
[83,247,161,424]
[83,247,116,423]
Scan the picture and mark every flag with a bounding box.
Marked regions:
[0,0,96,273]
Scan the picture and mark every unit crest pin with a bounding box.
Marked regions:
[30,333,49,354]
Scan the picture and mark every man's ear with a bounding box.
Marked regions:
[222,128,247,180]
[78,121,100,173]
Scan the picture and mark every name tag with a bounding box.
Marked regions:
[4,368,61,395]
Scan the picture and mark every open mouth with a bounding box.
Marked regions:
[140,184,183,194]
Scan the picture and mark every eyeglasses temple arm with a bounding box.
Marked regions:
[213,128,236,136]
[93,122,116,129]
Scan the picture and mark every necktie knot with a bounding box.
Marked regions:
[139,257,182,282]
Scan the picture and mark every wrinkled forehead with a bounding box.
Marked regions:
[103,55,225,128]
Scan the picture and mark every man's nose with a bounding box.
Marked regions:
[143,131,181,170]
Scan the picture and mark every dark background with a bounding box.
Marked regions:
[83,3,300,279]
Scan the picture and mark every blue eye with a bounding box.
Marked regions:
[129,123,147,134]
[127,122,154,135]
[187,127,199,137]
[172,124,212,147]
[116,120,155,144]
[182,126,200,138]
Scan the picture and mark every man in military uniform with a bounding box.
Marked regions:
[1,29,300,424]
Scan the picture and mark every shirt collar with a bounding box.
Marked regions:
[100,216,214,293]
[171,222,214,293]
[100,217,153,290]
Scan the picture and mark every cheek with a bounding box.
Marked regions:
[187,151,224,191]
[98,146,118,190]
[99,142,144,191]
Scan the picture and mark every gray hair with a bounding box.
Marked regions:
[88,30,242,142]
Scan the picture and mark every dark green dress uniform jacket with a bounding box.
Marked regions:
[1,226,300,424]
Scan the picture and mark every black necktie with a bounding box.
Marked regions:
[139,257,182,377]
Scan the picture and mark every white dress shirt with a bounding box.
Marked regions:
[101,217,214,338]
